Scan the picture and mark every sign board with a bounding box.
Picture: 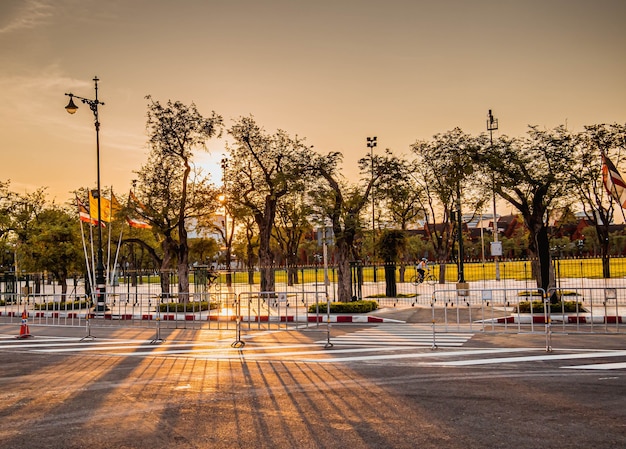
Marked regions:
[490,241,502,256]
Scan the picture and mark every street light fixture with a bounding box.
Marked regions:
[65,76,106,315]
[367,136,377,282]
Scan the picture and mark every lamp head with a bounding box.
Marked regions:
[65,95,78,114]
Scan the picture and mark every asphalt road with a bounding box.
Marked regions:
[0,319,625,449]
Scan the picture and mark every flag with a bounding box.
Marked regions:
[107,191,122,221]
[129,190,149,213]
[88,190,122,222]
[126,216,152,229]
[111,192,122,214]
[76,197,97,225]
[127,190,152,229]
[602,153,626,208]
[85,191,107,227]
[88,190,111,223]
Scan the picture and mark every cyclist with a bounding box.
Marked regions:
[207,266,218,286]
[417,258,428,283]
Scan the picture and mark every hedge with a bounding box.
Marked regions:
[308,300,379,314]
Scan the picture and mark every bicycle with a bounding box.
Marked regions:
[207,272,221,292]
[410,266,437,286]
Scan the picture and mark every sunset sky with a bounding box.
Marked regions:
[1,0,625,203]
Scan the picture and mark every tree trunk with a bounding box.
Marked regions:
[257,203,277,293]
[178,230,190,302]
[160,239,176,299]
[384,264,397,297]
[527,222,555,301]
[599,231,611,278]
[334,239,352,302]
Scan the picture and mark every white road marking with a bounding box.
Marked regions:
[424,350,626,366]
[562,362,626,370]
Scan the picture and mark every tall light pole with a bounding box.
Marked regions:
[455,148,469,296]
[367,136,377,282]
[487,109,501,281]
[220,157,232,286]
[456,156,465,284]
[65,76,106,315]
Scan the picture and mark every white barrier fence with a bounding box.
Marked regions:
[0,290,334,333]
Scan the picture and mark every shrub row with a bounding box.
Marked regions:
[158,301,220,313]
[516,300,583,313]
[34,300,91,310]
[308,300,379,314]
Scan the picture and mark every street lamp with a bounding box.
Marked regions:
[487,109,501,281]
[65,76,106,315]
[367,136,377,282]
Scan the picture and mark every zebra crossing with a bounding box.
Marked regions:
[2,328,625,370]
[319,323,472,348]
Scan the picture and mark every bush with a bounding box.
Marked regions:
[158,301,220,313]
[516,300,583,314]
[308,300,379,314]
[35,300,91,310]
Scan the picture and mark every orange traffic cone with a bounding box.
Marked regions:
[17,308,32,339]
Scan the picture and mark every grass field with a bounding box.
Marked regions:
[182,257,626,285]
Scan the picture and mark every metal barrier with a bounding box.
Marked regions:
[430,286,547,332]
[0,289,331,332]
[428,284,625,348]
[545,286,626,333]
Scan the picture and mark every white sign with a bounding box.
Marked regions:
[490,241,502,256]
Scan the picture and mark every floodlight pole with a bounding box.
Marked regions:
[487,109,500,281]
[367,136,377,282]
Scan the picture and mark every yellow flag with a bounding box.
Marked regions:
[89,191,112,223]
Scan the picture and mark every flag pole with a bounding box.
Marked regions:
[106,188,113,286]
[89,222,96,291]
[77,199,95,300]
[111,228,123,288]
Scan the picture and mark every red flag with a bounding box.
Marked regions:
[602,153,626,208]
[126,216,152,229]
[127,190,152,229]
[76,197,98,225]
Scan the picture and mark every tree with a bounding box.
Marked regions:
[0,181,15,241]
[8,189,49,294]
[472,126,575,297]
[273,191,313,285]
[23,206,83,298]
[377,229,406,297]
[376,160,424,281]
[571,123,626,278]
[226,116,312,293]
[132,98,223,300]
[311,149,404,302]
[410,128,482,282]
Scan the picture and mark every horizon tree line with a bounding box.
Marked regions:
[1,97,625,302]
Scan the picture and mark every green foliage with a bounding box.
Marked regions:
[516,300,583,313]
[518,290,543,297]
[35,300,91,310]
[368,293,416,298]
[377,229,407,263]
[308,300,378,314]
[158,301,220,312]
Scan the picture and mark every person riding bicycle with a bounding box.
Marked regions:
[417,258,428,282]
[207,266,218,286]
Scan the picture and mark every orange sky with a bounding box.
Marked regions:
[1,0,625,203]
